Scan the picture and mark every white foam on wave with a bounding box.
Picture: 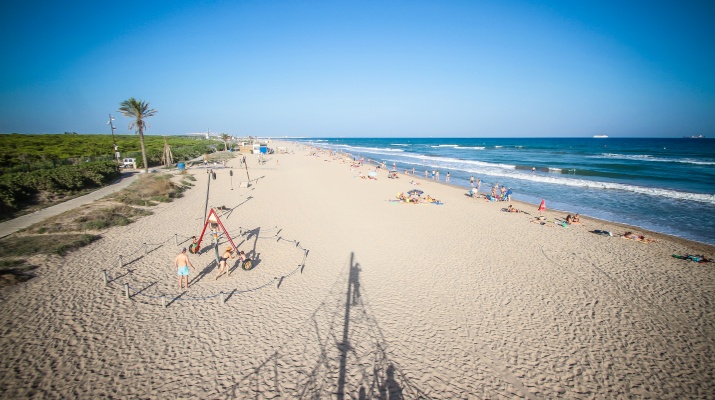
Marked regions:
[495,145,503,148]
[317,144,405,154]
[431,144,459,148]
[595,153,715,165]
[548,167,562,172]
[310,141,714,204]
[454,146,485,150]
[382,153,517,170]
[390,143,410,146]
[454,166,715,204]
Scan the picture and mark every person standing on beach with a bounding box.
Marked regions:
[446,172,450,182]
[470,176,475,187]
[175,248,195,289]
[425,170,428,178]
[412,167,415,175]
[436,171,440,181]
[476,179,482,195]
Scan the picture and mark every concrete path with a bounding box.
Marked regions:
[0,172,139,239]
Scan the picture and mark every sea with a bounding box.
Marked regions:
[294,137,715,245]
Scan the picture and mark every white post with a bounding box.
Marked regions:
[144,243,147,256]
[119,255,123,268]
[102,270,108,286]
[124,283,130,299]
[220,291,225,304]
[162,296,167,308]
[174,234,178,246]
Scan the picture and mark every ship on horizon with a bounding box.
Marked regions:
[593,135,608,138]
[684,134,705,138]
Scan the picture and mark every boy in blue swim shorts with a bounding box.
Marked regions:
[174,248,195,289]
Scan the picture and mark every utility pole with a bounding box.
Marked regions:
[108,114,119,164]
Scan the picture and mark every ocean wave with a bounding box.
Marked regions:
[381,153,517,170]
[431,144,458,148]
[548,167,562,172]
[455,166,715,204]
[390,143,410,146]
[596,153,715,165]
[309,141,714,204]
[524,175,715,204]
[318,144,405,154]
[495,145,503,148]
[454,146,485,150]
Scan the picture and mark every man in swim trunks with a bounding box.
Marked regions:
[175,248,195,289]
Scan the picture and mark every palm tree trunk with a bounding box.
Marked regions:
[139,129,149,174]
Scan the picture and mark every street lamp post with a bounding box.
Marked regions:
[107,114,119,164]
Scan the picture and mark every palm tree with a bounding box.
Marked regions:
[118,98,157,174]
[220,133,230,151]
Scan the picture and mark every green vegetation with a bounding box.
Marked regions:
[112,174,186,206]
[25,205,153,234]
[0,259,37,286]
[0,133,217,218]
[0,133,217,174]
[0,234,101,257]
[0,161,120,218]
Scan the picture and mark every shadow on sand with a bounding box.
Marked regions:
[221,252,426,399]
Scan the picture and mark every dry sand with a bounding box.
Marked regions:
[1,141,713,399]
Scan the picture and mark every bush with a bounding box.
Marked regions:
[0,161,120,216]
[0,234,101,257]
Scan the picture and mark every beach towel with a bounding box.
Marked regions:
[672,254,713,263]
[591,230,613,236]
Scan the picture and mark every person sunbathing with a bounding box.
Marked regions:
[425,195,441,203]
[506,205,521,213]
[565,214,582,225]
[622,231,656,243]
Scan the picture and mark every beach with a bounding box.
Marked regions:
[1,141,713,398]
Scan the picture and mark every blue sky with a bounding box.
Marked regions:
[1,0,713,137]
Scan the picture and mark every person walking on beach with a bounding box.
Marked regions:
[175,248,195,289]
[436,171,440,181]
[446,172,450,182]
[216,246,235,279]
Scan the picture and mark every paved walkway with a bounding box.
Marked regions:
[0,172,139,239]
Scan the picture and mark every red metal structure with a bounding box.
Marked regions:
[195,208,238,252]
